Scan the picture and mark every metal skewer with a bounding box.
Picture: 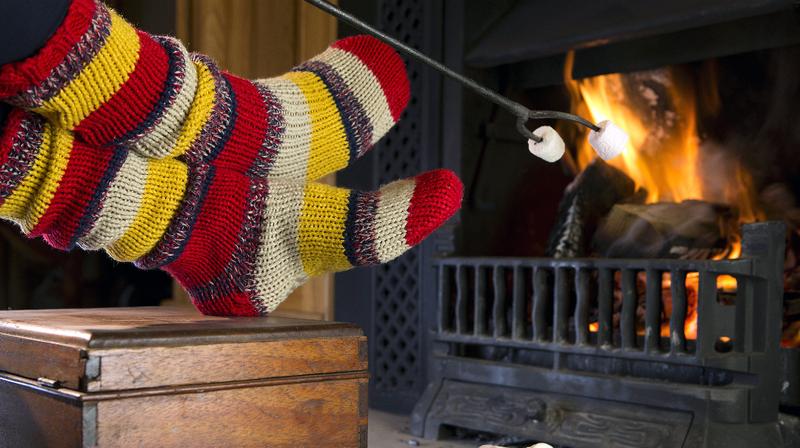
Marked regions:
[304,0,601,143]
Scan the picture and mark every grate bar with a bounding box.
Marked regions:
[696,271,717,358]
[512,266,526,340]
[475,266,487,336]
[455,265,468,334]
[575,268,591,345]
[621,269,638,349]
[597,268,614,346]
[645,269,662,353]
[532,267,549,342]
[670,270,688,353]
[493,266,507,337]
[554,268,570,343]
[438,266,451,333]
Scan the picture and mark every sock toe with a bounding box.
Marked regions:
[331,34,410,122]
[404,169,463,246]
[370,169,461,264]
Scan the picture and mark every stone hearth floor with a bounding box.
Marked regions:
[368,409,475,448]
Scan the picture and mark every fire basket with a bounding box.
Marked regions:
[411,222,798,447]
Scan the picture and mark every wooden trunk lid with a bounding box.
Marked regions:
[0,307,367,392]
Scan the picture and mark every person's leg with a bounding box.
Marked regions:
[0,110,461,316]
[0,0,71,66]
[0,0,409,182]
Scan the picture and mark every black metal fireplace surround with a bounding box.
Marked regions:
[333,1,800,446]
[410,222,797,447]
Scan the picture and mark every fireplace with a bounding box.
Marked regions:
[333,0,800,445]
[399,1,800,446]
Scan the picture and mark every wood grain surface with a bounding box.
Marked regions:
[1,371,368,448]
[92,376,367,447]
[87,336,367,392]
[0,308,366,392]
[0,309,369,446]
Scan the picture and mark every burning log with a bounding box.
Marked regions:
[592,200,736,258]
[546,159,640,257]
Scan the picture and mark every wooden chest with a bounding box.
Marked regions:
[0,307,368,448]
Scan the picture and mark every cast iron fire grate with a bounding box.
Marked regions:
[411,221,800,447]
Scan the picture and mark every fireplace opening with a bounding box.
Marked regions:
[460,44,800,258]
[458,43,800,349]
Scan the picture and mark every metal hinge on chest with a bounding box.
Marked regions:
[36,377,61,388]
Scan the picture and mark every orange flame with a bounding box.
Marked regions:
[566,53,765,341]
[564,52,762,224]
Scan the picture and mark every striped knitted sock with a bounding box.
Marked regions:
[0,110,462,316]
[0,0,409,182]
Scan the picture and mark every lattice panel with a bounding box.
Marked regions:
[372,0,424,395]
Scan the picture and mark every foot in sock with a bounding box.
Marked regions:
[0,0,409,182]
[0,110,462,315]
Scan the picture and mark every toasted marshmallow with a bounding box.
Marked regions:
[589,120,628,160]
[528,126,565,163]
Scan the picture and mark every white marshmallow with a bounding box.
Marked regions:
[588,120,628,160]
[528,126,565,163]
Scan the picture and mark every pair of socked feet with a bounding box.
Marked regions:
[0,0,462,316]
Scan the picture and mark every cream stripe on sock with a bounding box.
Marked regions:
[253,179,308,313]
[254,77,311,180]
[313,48,395,146]
[78,151,149,250]
[374,179,415,263]
[106,157,187,262]
[132,38,199,158]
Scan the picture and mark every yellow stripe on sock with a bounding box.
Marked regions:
[18,128,74,233]
[298,182,352,276]
[35,11,140,130]
[283,72,350,181]
[0,126,55,224]
[106,157,187,262]
[169,61,216,157]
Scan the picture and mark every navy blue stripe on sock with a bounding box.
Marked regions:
[293,61,368,163]
[134,163,216,270]
[157,164,216,267]
[67,145,129,249]
[109,37,181,148]
[342,190,360,267]
[203,75,238,164]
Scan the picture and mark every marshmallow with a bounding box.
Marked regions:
[528,126,565,163]
[588,120,628,160]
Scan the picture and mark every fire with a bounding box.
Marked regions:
[564,52,765,342]
[564,51,762,226]
[568,69,701,204]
